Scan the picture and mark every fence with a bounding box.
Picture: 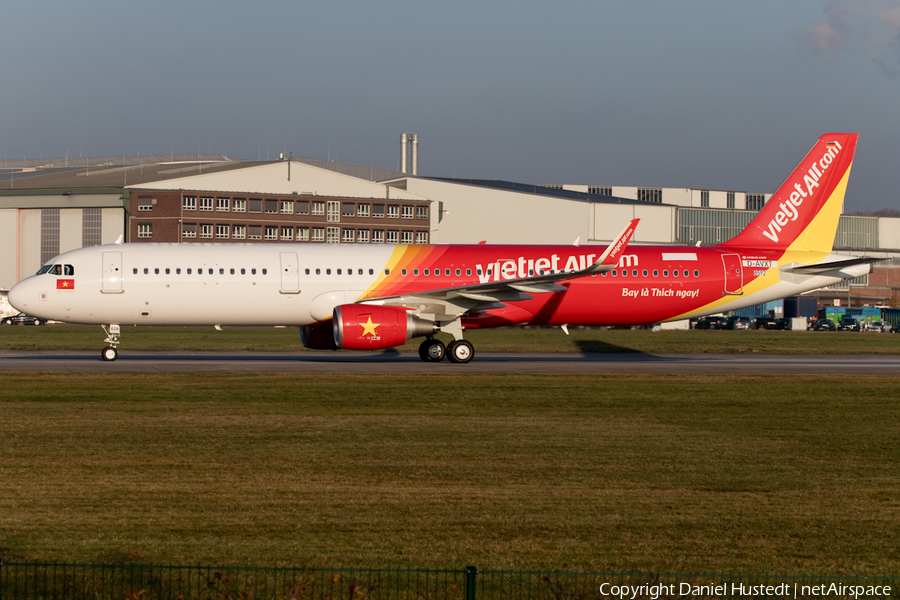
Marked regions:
[0,563,897,599]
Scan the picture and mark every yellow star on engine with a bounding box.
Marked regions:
[359,316,380,337]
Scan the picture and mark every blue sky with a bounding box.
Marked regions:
[2,1,898,211]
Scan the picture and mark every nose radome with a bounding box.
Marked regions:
[8,279,30,311]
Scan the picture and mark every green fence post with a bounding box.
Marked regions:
[465,566,478,600]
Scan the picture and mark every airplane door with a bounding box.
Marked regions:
[280,252,300,294]
[722,253,743,295]
[102,251,124,293]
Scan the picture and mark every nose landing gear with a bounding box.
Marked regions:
[101,324,121,361]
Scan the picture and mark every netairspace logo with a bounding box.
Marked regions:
[761,140,843,244]
[595,580,892,599]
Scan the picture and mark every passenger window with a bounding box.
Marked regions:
[368,269,374,275]
[611,270,617,277]
[154,268,159,275]
[401,269,407,276]
[694,270,700,277]
[663,270,669,277]
[621,270,628,277]
[242,268,246,275]
[208,269,213,275]
[187,268,192,274]
[414,269,419,276]
[385,269,390,275]
[315,269,320,275]
[176,268,181,274]
[144,268,149,274]
[252,268,257,275]
[445,269,450,276]
[358,269,363,275]
[653,270,658,277]
[642,270,648,277]
[133,268,138,274]
[476,269,481,276]
[165,268,170,275]
[262,269,267,275]
[455,269,461,276]
[327,269,332,275]
[219,268,224,275]
[304,268,309,275]
[230,268,234,275]
[600,271,606,277]
[337,269,342,275]
[425,269,430,276]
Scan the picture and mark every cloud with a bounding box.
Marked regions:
[802,0,900,77]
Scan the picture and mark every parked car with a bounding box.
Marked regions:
[811,318,836,331]
[752,316,774,330]
[696,316,727,330]
[1,312,46,325]
[724,316,751,330]
[838,315,861,331]
[865,320,892,333]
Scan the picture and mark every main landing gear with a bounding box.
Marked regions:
[417,337,475,364]
[101,324,121,361]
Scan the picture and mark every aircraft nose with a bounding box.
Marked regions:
[8,279,31,311]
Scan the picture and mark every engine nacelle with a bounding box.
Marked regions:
[333,304,436,351]
[300,320,339,350]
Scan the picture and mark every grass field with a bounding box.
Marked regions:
[1,373,899,575]
[2,323,900,354]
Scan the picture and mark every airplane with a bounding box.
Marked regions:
[8,133,873,363]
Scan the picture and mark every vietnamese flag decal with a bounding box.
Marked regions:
[57,279,75,290]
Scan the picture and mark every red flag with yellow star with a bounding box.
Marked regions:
[57,279,75,290]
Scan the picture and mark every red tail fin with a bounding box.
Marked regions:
[723,133,858,253]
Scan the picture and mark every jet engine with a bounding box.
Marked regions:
[333,304,436,350]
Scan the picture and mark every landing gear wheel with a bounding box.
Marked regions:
[101,346,118,362]
[418,338,446,362]
[447,339,474,364]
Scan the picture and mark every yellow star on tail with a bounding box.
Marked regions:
[359,316,380,337]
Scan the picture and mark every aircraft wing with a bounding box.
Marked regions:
[361,219,639,318]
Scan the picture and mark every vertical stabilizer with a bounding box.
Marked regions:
[722,133,858,253]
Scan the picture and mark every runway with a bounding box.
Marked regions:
[2,350,900,374]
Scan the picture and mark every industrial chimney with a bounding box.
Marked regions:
[399,133,418,175]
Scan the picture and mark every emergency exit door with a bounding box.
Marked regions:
[722,253,743,295]
[101,251,123,293]
[280,252,300,293]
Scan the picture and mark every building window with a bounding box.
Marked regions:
[232,225,246,239]
[589,186,612,196]
[727,192,735,209]
[249,199,262,213]
[358,204,370,218]
[296,201,309,215]
[327,201,341,222]
[357,229,370,243]
[311,202,325,216]
[416,206,428,220]
[199,197,213,211]
[183,196,196,211]
[216,225,229,239]
[216,198,230,212]
[415,231,428,244]
[297,227,309,241]
[401,231,413,244]
[637,188,662,204]
[372,230,384,243]
[281,227,293,240]
[82,208,102,247]
[326,226,340,243]
[373,204,385,218]
[342,229,355,243]
[401,206,414,219]
[199,224,213,238]
[701,190,709,208]
[387,205,400,219]
[281,201,293,214]
[342,203,355,217]
[386,230,399,244]
[138,197,154,211]
[232,198,246,212]
[182,223,197,238]
[265,226,278,240]
[248,225,262,240]
[311,228,325,242]
[138,223,152,238]
[265,199,278,214]
[747,193,766,211]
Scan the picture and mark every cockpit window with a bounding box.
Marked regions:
[36,265,52,275]
[64,264,74,276]
[50,265,62,275]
